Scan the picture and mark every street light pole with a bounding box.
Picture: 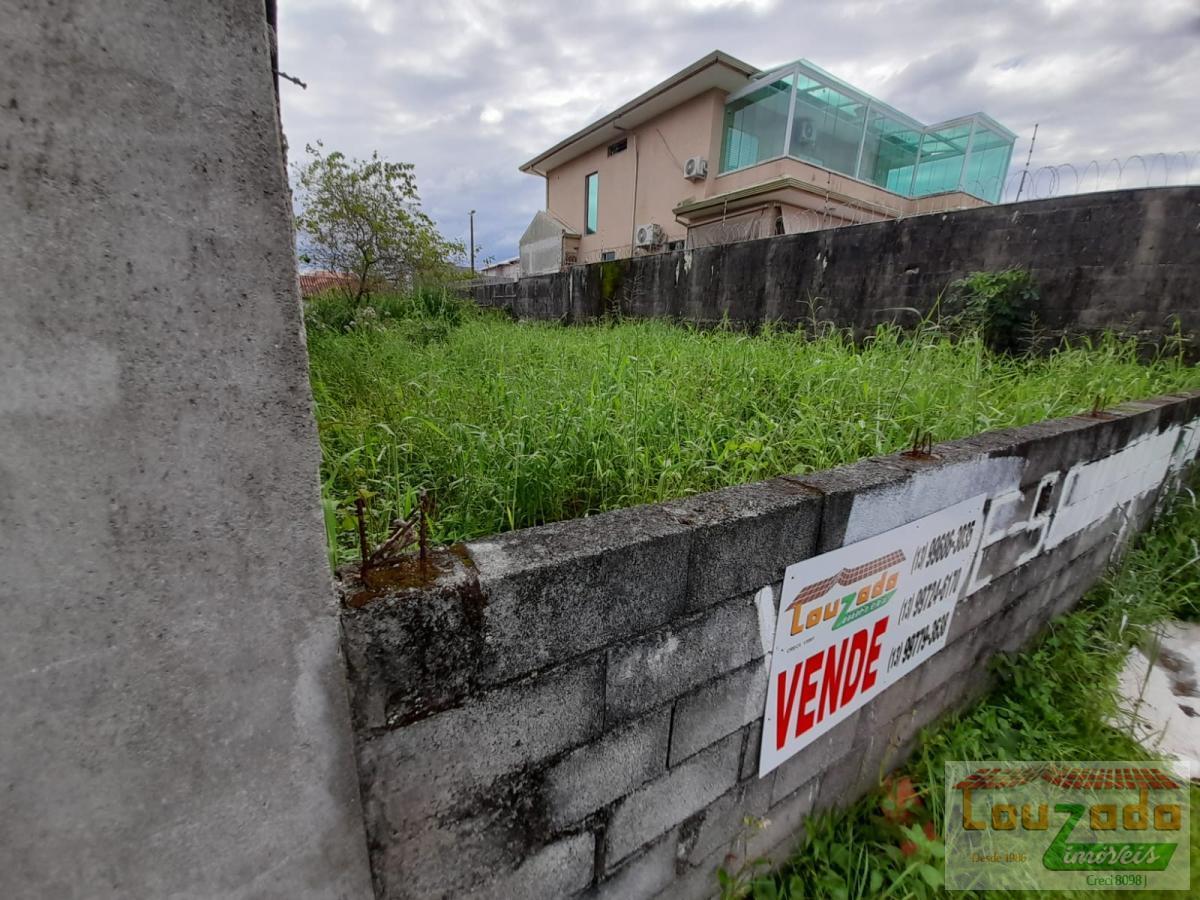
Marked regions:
[469,209,476,275]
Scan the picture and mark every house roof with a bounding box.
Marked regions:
[519,50,758,176]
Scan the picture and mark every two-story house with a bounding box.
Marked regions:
[517,51,1015,274]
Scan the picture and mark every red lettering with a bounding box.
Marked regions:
[862,616,888,692]
[841,628,868,706]
[820,637,848,721]
[796,649,824,737]
[775,666,802,750]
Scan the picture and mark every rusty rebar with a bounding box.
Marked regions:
[418,491,430,564]
[355,496,370,581]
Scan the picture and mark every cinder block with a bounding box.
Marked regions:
[854,673,923,744]
[651,841,725,900]
[969,417,1100,490]
[801,451,1023,551]
[466,503,694,684]
[770,710,860,806]
[357,656,604,838]
[678,776,773,866]
[794,457,913,552]
[606,731,742,864]
[587,831,677,900]
[1054,506,1123,563]
[607,595,765,723]
[340,548,482,731]
[749,776,820,863]
[669,659,769,766]
[913,630,982,697]
[953,547,1066,641]
[740,719,764,782]
[884,683,950,753]
[938,664,992,715]
[974,522,1046,585]
[543,709,672,829]
[658,478,822,609]
[465,832,595,900]
[365,800,523,898]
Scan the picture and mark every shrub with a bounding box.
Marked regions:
[302,287,470,335]
[945,268,1039,354]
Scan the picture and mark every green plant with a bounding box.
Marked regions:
[307,316,1200,566]
[294,141,465,305]
[945,268,1040,354]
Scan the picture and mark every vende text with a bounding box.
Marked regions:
[774,617,887,750]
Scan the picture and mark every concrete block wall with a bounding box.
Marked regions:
[468,186,1200,347]
[341,390,1200,900]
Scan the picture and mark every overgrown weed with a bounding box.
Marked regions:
[307,301,1200,564]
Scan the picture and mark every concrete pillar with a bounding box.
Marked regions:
[0,3,374,897]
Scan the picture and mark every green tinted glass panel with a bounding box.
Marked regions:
[720,75,793,172]
[788,74,868,177]
[859,111,921,192]
[719,63,1014,200]
[912,123,971,196]
[960,125,1011,202]
[585,172,598,234]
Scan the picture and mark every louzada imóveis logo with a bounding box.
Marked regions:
[785,549,905,638]
[945,761,1190,892]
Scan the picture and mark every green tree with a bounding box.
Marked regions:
[294,142,465,305]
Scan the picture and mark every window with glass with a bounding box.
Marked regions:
[716,60,1015,203]
[859,112,921,195]
[584,172,598,234]
[788,74,867,177]
[911,123,972,196]
[720,74,793,171]
[959,124,1012,203]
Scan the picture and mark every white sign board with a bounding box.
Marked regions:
[759,493,988,777]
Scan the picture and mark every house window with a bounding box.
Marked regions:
[585,172,599,234]
[607,138,627,156]
[600,251,616,261]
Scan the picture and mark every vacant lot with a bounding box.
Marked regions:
[307,306,1200,562]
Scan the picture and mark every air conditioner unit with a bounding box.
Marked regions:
[635,223,665,247]
[794,118,816,144]
[683,156,708,180]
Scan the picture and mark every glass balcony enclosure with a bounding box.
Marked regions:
[719,60,1015,203]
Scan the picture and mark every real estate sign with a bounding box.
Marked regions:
[759,493,988,777]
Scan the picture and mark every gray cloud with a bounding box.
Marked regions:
[278,0,1200,263]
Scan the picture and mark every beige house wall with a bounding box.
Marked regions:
[546,90,725,261]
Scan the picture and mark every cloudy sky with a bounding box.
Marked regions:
[277,0,1200,265]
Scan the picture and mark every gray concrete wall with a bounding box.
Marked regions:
[0,3,373,898]
[341,391,1200,899]
[471,186,1200,344]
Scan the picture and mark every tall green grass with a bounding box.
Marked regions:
[307,302,1200,563]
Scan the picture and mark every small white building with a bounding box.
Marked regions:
[479,256,521,279]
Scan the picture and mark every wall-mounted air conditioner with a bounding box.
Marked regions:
[635,223,665,247]
[794,118,816,144]
[683,156,708,180]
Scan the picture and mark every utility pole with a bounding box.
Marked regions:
[469,209,476,275]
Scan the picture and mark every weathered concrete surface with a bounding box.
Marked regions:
[0,3,373,898]
[470,186,1200,345]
